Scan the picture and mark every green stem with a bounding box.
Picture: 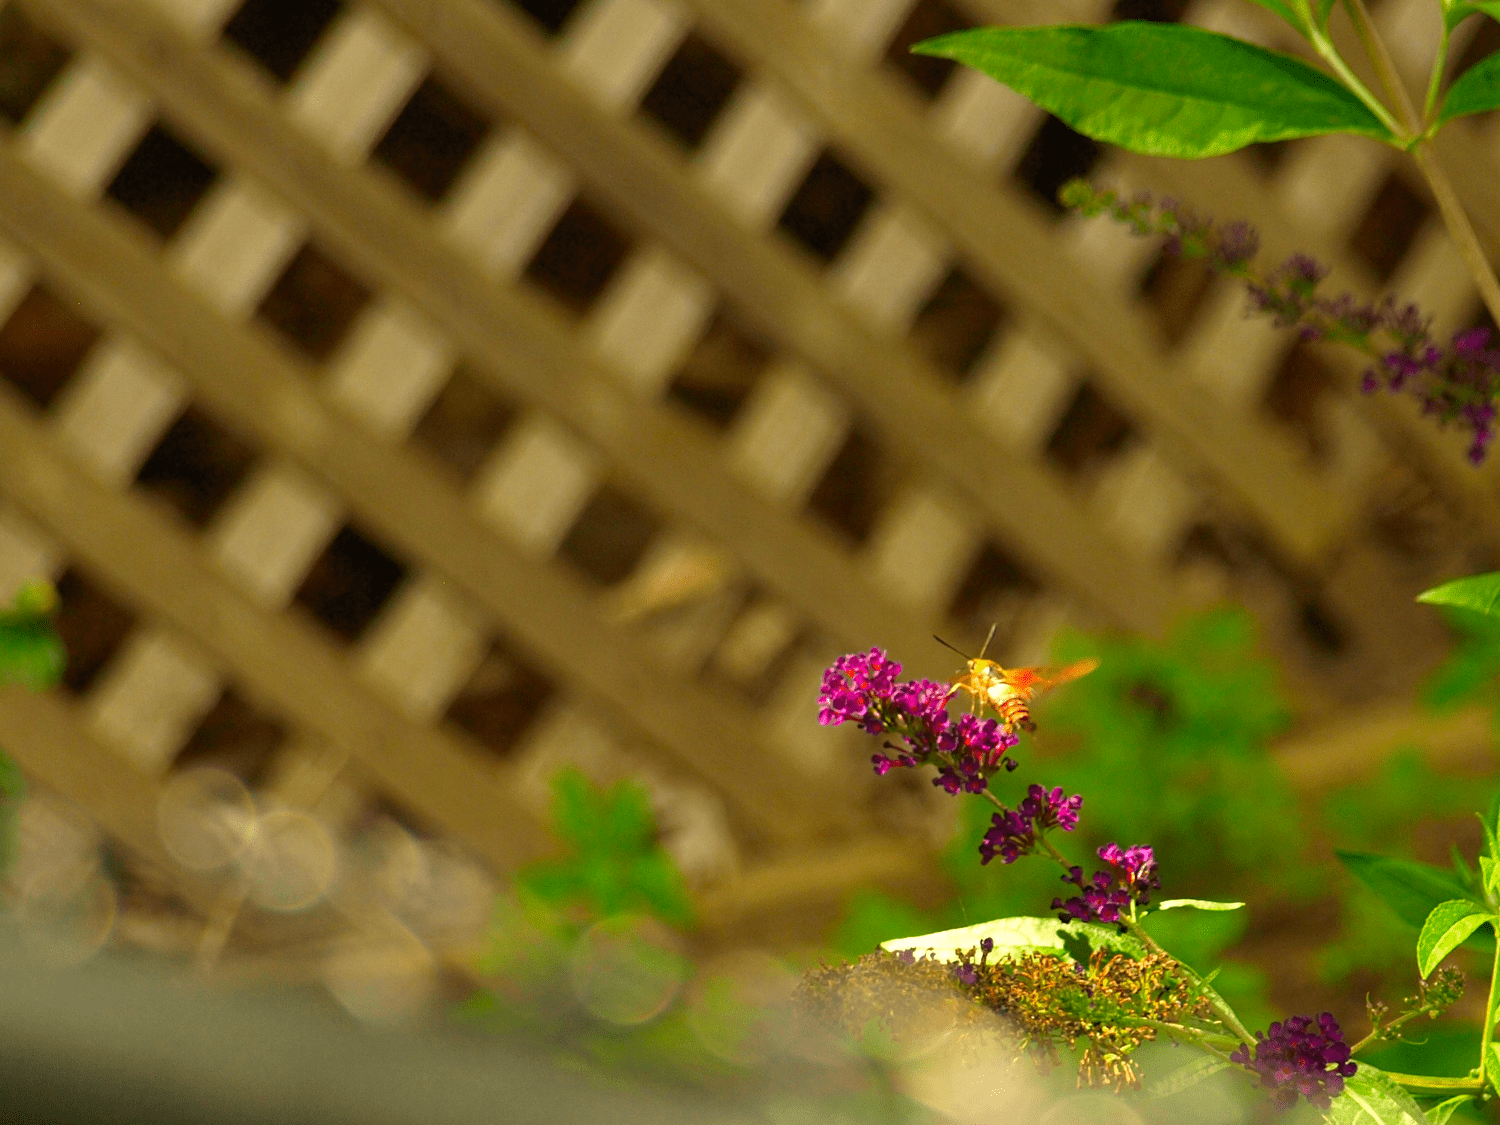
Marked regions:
[1306,23,1408,142]
[1341,0,1422,132]
[1423,20,1451,125]
[1384,1072,1486,1096]
[1349,1007,1425,1055]
[1480,934,1500,1093]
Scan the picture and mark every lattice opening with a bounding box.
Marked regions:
[134,404,257,530]
[946,542,1039,652]
[639,30,743,151]
[256,242,372,363]
[908,265,1006,381]
[171,687,287,787]
[665,307,772,429]
[1349,172,1431,283]
[222,0,343,84]
[1111,0,1190,19]
[776,150,876,265]
[0,7,70,126]
[806,423,894,547]
[557,484,662,586]
[445,637,555,760]
[0,284,102,411]
[883,0,970,99]
[707,593,804,705]
[1139,249,1216,348]
[373,74,492,205]
[1013,116,1102,217]
[507,0,586,36]
[53,567,136,695]
[1245,141,1289,180]
[293,525,408,644]
[410,365,517,486]
[1298,599,1348,657]
[1044,380,1135,478]
[105,124,220,242]
[523,196,633,315]
[1264,344,1334,464]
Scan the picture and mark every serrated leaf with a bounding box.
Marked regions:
[1417,900,1495,977]
[1325,1066,1431,1124]
[910,23,1392,159]
[1337,851,1488,937]
[1146,1054,1231,1099]
[1157,898,1245,911]
[1424,1095,1472,1125]
[880,916,1146,963]
[1418,572,1500,617]
[1438,50,1500,125]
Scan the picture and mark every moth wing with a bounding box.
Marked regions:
[1002,658,1099,694]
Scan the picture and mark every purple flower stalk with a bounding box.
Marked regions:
[979,784,1084,865]
[1230,1013,1357,1110]
[1061,178,1500,465]
[1053,843,1160,930]
[818,648,1019,793]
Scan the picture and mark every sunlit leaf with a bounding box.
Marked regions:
[1437,50,1500,125]
[1326,1066,1432,1124]
[1156,898,1245,911]
[1337,851,1493,952]
[1146,1054,1231,1099]
[1425,1095,1473,1125]
[1445,1,1500,31]
[911,23,1392,159]
[1417,571,1500,617]
[880,915,1146,963]
[1417,899,1495,977]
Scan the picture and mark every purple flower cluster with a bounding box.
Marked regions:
[1053,844,1160,929]
[1060,178,1500,464]
[979,785,1084,865]
[818,649,1019,794]
[1230,1013,1357,1111]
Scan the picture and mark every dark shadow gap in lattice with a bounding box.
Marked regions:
[106,124,220,241]
[134,403,257,530]
[53,567,137,695]
[256,242,372,364]
[372,73,492,204]
[0,284,101,411]
[776,149,876,265]
[409,364,517,486]
[665,306,772,429]
[293,525,408,644]
[0,7,70,126]
[639,29,742,151]
[445,637,555,761]
[222,0,343,84]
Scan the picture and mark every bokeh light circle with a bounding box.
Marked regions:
[685,949,797,1065]
[242,808,338,911]
[15,864,117,967]
[568,914,688,1025]
[323,921,436,1026]
[156,767,257,872]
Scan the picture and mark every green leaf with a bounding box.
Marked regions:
[1315,0,1339,27]
[1482,855,1500,900]
[1424,1095,1472,1125]
[1146,1054,1231,1099]
[1451,844,1479,892]
[1417,571,1500,617]
[1445,1,1500,31]
[1326,1066,1432,1124]
[910,23,1392,159]
[1243,0,1311,35]
[1437,50,1500,125]
[0,619,64,690]
[1156,898,1245,911]
[1488,1042,1500,1091]
[1338,851,1484,929]
[1417,900,1495,977]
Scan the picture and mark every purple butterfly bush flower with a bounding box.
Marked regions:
[979,784,1084,865]
[818,648,1019,794]
[1230,1012,1357,1110]
[1060,178,1500,464]
[1053,843,1160,930]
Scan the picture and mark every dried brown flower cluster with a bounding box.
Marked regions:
[796,947,1215,1092]
[959,948,1214,1091]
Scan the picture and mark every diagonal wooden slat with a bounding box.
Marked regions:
[20,0,958,683]
[341,0,1177,632]
[669,0,1344,571]
[0,140,835,846]
[0,378,547,870]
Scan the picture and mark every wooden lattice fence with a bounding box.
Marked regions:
[0,0,1491,993]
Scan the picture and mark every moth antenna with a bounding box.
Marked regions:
[933,634,971,659]
[977,623,998,661]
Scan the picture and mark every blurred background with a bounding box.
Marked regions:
[0,0,1496,1117]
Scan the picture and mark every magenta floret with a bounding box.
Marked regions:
[1230,1012,1357,1110]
